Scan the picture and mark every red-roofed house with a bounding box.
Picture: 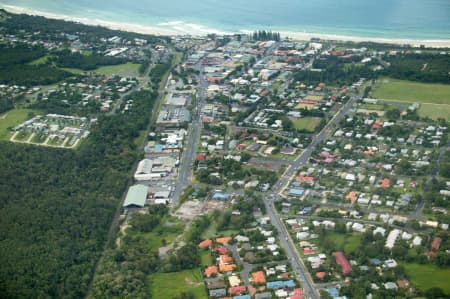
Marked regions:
[196,153,207,161]
[202,117,213,123]
[292,289,304,296]
[315,272,326,279]
[216,236,232,245]
[198,239,212,249]
[213,246,229,255]
[431,237,442,251]
[236,144,247,151]
[213,246,228,255]
[346,191,358,204]
[219,263,237,272]
[304,247,315,255]
[228,286,246,295]
[259,89,270,97]
[380,178,391,188]
[204,265,218,277]
[208,77,222,83]
[252,271,266,284]
[296,175,315,184]
[220,255,233,264]
[333,251,352,275]
[372,120,382,129]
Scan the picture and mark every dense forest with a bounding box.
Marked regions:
[382,54,450,84]
[0,89,157,298]
[0,97,14,113]
[293,55,376,86]
[0,44,70,86]
[30,88,101,116]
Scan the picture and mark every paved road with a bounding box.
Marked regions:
[262,96,360,299]
[410,140,450,220]
[227,244,254,287]
[171,62,207,206]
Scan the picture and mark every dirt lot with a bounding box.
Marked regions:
[174,200,225,221]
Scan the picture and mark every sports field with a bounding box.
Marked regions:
[373,77,450,104]
[95,63,141,77]
[418,103,450,120]
[403,263,450,294]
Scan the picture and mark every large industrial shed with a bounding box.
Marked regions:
[123,184,149,213]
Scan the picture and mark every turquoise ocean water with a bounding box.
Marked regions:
[0,0,449,39]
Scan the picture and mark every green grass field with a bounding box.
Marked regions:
[0,109,37,140]
[403,263,450,294]
[292,117,322,132]
[359,103,385,111]
[418,103,450,121]
[148,269,207,299]
[61,67,86,75]
[95,63,140,77]
[322,232,361,254]
[29,55,52,65]
[373,77,450,104]
[200,251,213,267]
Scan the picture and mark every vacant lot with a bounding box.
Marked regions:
[322,232,361,254]
[373,77,450,104]
[0,109,35,140]
[292,117,322,132]
[149,269,207,299]
[403,263,450,294]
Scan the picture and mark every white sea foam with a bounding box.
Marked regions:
[2,4,449,47]
[157,20,184,26]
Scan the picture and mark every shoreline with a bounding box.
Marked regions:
[2,4,450,48]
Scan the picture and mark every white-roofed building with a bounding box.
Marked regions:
[385,229,401,249]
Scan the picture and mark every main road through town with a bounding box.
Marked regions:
[264,95,359,299]
[172,47,362,297]
[172,62,208,206]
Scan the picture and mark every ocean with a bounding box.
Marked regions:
[1,0,449,40]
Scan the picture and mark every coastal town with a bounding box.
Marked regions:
[0,9,449,299]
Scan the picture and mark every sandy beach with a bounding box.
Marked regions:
[2,4,450,48]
